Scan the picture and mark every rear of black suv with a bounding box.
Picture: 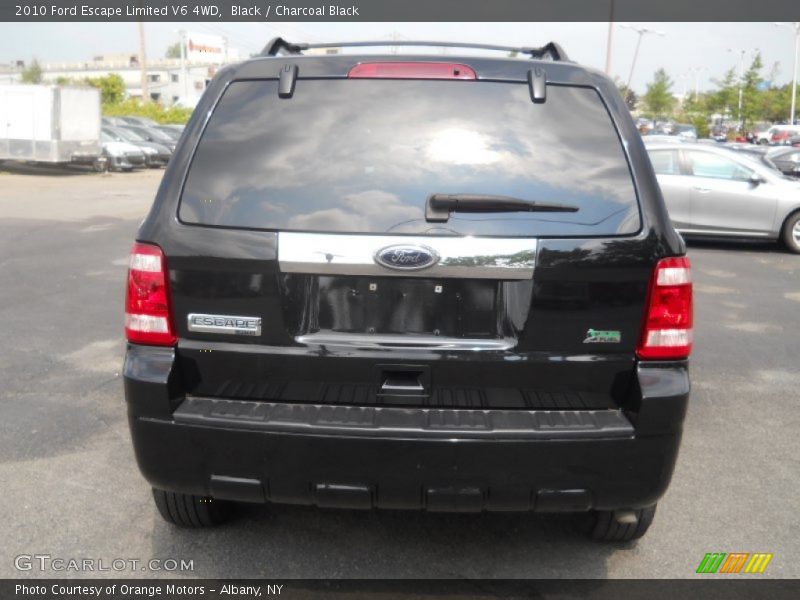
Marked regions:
[123,41,691,541]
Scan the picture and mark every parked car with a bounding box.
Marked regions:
[100,132,146,171]
[121,125,178,152]
[673,124,697,140]
[727,144,783,174]
[152,125,183,142]
[102,116,128,127]
[709,124,728,142]
[102,126,171,168]
[770,125,800,145]
[647,143,800,252]
[117,116,159,128]
[642,133,684,144]
[750,123,773,144]
[124,39,692,542]
[767,147,800,178]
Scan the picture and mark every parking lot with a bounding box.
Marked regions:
[1,166,798,579]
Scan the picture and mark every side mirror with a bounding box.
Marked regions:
[749,173,765,185]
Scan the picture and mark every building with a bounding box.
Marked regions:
[2,55,232,106]
[2,33,244,107]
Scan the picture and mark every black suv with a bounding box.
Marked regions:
[123,39,692,542]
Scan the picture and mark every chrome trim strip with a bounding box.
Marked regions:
[187,313,262,336]
[278,233,536,279]
[295,333,516,351]
[677,228,772,238]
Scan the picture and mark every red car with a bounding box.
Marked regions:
[771,126,800,145]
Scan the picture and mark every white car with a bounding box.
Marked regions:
[100,135,147,171]
[756,127,774,144]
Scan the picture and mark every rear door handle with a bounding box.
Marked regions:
[381,378,425,392]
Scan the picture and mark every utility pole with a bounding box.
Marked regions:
[688,67,707,102]
[727,48,747,128]
[179,29,188,101]
[775,22,800,125]
[138,21,148,102]
[604,0,615,75]
[678,74,689,99]
[621,25,665,91]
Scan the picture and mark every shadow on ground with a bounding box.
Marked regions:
[149,502,630,579]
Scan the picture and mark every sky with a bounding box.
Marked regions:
[0,22,797,94]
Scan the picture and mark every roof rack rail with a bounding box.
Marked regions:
[260,38,569,61]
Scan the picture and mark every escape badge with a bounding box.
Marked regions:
[583,328,621,344]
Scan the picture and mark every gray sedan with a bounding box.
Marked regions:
[647,143,800,253]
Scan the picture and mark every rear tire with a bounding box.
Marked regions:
[781,212,800,254]
[152,488,231,527]
[589,505,656,542]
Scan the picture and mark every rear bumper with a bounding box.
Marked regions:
[124,345,689,512]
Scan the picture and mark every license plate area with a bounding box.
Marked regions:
[315,276,497,338]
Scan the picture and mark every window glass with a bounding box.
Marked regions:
[649,150,680,175]
[180,80,640,236]
[686,151,752,181]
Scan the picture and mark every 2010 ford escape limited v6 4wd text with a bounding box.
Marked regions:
[123,38,692,542]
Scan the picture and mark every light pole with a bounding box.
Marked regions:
[620,25,665,91]
[727,48,750,129]
[137,22,148,102]
[179,30,188,101]
[775,22,800,124]
[678,74,689,99]
[604,0,615,75]
[687,67,708,102]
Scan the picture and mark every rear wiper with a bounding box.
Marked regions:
[425,193,579,222]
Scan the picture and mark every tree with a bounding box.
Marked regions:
[740,52,764,128]
[20,59,43,84]
[761,85,793,123]
[84,74,126,105]
[708,68,738,116]
[614,78,638,111]
[166,42,184,59]
[642,68,675,119]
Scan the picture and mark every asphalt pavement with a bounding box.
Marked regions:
[0,166,798,579]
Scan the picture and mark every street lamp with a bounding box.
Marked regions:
[620,25,665,91]
[687,67,708,102]
[775,22,800,125]
[678,73,690,99]
[727,48,752,129]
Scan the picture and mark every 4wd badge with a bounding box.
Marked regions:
[583,329,621,344]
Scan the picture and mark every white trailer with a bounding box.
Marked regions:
[0,84,103,167]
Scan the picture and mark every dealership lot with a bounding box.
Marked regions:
[0,168,798,578]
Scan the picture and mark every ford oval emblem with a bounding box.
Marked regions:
[374,244,440,271]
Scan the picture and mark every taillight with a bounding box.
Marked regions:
[636,257,693,360]
[124,242,176,346]
[347,62,477,80]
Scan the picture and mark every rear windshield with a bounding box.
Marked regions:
[180,79,639,237]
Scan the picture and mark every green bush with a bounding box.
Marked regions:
[691,116,710,138]
[84,74,126,104]
[103,98,193,124]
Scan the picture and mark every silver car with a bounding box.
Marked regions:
[647,143,800,253]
